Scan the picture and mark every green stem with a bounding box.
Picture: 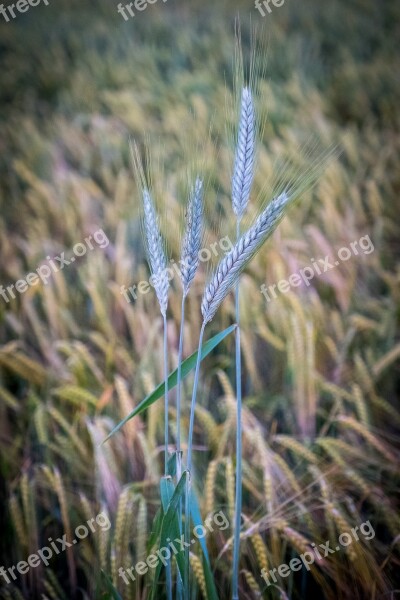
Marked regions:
[232,219,242,600]
[176,294,186,482]
[187,321,206,478]
[163,313,169,476]
[176,294,186,600]
[163,314,172,600]
[185,321,206,600]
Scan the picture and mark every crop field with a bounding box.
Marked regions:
[0,0,399,598]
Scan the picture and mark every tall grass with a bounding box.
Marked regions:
[127,49,336,597]
[0,1,399,598]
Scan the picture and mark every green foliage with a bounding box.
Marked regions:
[103,325,236,443]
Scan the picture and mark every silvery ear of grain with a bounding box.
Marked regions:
[232,87,256,219]
[142,188,169,316]
[180,177,204,296]
[201,192,289,324]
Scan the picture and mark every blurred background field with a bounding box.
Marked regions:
[0,0,399,598]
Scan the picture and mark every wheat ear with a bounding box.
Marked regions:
[232,87,256,219]
[180,177,204,296]
[202,191,289,324]
[142,188,169,317]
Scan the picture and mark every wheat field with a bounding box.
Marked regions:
[0,0,399,598]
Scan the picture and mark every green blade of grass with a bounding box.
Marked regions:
[102,325,236,443]
[151,472,188,600]
[160,476,186,581]
[202,553,220,600]
[167,451,180,477]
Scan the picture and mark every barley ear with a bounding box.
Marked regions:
[232,87,256,219]
[201,192,289,324]
[130,140,169,316]
[142,188,169,316]
[180,177,204,296]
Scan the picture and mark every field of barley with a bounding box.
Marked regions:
[0,0,399,598]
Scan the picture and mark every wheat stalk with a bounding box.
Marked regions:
[131,142,171,520]
[178,176,204,600]
[231,84,256,600]
[133,146,173,597]
[177,177,204,446]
